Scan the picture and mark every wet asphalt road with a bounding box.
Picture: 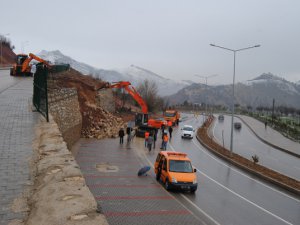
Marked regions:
[212,114,300,180]
[77,114,300,225]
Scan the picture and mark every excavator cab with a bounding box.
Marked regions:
[135,113,148,126]
[10,54,29,76]
[17,54,28,65]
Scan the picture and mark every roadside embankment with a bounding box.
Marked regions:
[197,116,300,195]
[27,115,108,225]
[47,70,126,145]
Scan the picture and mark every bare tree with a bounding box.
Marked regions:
[136,79,163,112]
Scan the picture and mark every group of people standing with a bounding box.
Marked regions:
[118,122,174,152]
[145,124,173,152]
[118,126,133,144]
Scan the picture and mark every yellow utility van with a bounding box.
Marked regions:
[154,151,198,193]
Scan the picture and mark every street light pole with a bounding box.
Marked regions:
[195,74,218,120]
[0,33,10,66]
[21,41,29,54]
[210,43,260,155]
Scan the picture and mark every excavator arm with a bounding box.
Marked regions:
[21,53,51,72]
[109,81,148,114]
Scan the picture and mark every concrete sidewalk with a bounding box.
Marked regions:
[238,115,300,157]
[0,77,39,225]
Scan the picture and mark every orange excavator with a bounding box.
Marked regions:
[109,81,167,136]
[10,53,51,76]
[109,81,149,126]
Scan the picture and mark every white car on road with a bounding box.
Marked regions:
[181,125,195,139]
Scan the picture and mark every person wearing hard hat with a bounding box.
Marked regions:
[144,131,150,147]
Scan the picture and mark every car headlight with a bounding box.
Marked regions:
[172,177,177,183]
[193,179,197,184]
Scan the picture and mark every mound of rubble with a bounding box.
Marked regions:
[50,68,127,139]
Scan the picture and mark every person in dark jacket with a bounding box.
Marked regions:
[119,128,125,144]
[126,127,132,143]
[168,126,173,139]
[153,130,157,149]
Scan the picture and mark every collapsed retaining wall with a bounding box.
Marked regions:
[47,73,118,149]
[96,89,115,113]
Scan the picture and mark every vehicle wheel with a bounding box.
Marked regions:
[165,179,170,191]
[156,169,161,181]
[191,188,197,193]
[156,173,160,181]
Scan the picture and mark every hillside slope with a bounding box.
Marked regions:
[0,43,16,65]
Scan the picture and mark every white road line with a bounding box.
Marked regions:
[143,153,220,225]
[207,123,300,203]
[169,144,293,225]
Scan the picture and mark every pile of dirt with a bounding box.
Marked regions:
[0,44,16,65]
[50,69,126,138]
[197,116,300,193]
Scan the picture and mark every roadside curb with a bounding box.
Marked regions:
[26,115,109,225]
[196,118,300,196]
[236,115,300,158]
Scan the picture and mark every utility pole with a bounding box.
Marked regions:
[195,74,218,121]
[272,98,275,125]
[210,43,260,155]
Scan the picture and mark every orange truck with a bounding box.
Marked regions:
[163,110,180,126]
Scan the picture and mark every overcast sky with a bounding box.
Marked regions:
[1,0,300,84]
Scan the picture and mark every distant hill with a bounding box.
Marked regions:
[38,50,190,96]
[169,73,300,109]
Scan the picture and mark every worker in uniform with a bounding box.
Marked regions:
[162,133,169,150]
[144,131,150,147]
[147,134,154,152]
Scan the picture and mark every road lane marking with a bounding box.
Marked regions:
[143,153,219,225]
[208,123,300,203]
[192,138,300,202]
[169,143,293,225]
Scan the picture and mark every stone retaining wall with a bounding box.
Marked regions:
[48,84,82,150]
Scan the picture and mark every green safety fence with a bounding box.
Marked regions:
[33,63,70,122]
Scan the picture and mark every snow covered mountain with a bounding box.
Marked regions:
[169,72,300,109]
[38,50,189,96]
[117,65,190,96]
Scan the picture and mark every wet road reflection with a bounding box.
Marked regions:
[213,114,300,180]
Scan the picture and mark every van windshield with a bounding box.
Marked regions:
[169,160,193,173]
[165,112,175,117]
[183,127,193,131]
